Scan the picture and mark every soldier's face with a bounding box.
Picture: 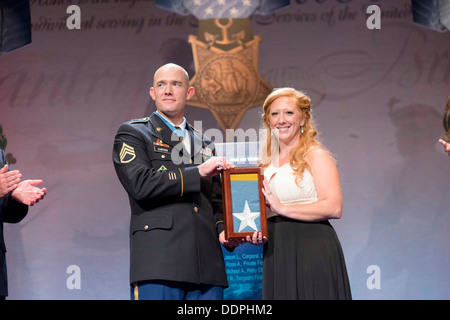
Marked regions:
[150,65,194,122]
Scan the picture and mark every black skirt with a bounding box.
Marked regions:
[262,216,352,300]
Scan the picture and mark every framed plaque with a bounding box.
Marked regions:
[221,167,267,240]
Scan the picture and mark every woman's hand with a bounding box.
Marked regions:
[245,231,267,246]
[262,178,285,216]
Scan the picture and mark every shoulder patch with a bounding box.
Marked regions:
[130,117,150,124]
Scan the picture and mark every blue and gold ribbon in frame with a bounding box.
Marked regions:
[230,173,261,233]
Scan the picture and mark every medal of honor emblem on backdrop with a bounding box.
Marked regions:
[188,17,272,130]
[156,0,290,130]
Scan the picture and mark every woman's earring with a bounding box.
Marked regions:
[301,126,304,134]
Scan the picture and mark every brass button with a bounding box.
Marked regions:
[144,225,149,230]
[161,154,166,159]
[193,206,198,213]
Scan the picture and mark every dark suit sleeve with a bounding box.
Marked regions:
[0,149,28,224]
[1,194,28,224]
[212,174,226,236]
[113,123,201,202]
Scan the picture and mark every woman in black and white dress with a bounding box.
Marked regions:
[257,87,352,300]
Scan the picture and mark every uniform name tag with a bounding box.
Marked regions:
[154,146,170,154]
[153,139,170,154]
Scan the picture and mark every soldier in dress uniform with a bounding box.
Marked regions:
[113,63,239,300]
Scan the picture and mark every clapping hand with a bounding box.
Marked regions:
[0,165,21,197]
[11,179,47,206]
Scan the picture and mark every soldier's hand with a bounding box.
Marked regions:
[198,157,235,177]
[219,231,244,248]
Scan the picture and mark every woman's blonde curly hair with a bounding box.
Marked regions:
[259,87,326,186]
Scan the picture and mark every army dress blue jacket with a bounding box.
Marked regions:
[113,112,228,287]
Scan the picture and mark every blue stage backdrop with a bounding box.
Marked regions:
[0,0,449,300]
